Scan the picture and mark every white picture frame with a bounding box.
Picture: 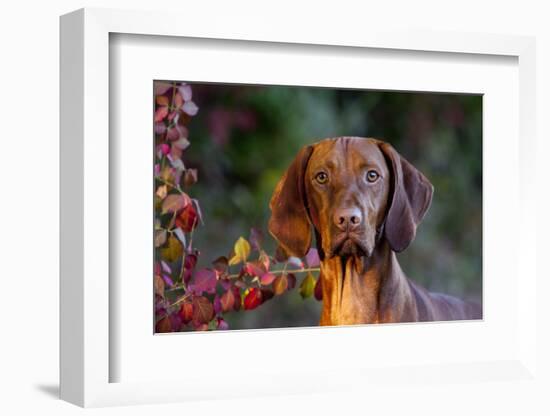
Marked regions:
[60,7,538,408]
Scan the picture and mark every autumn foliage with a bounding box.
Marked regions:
[154,81,321,332]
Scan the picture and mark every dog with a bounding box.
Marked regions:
[269,136,481,326]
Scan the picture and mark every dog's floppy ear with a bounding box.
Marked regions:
[379,142,433,253]
[268,145,314,258]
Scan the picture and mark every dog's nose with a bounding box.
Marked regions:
[334,208,362,231]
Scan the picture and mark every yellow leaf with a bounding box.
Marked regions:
[161,167,175,183]
[161,235,183,262]
[228,255,240,266]
[273,274,289,295]
[228,236,251,266]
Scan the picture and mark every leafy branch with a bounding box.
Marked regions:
[153,81,322,332]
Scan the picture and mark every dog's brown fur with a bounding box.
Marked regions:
[269,137,481,326]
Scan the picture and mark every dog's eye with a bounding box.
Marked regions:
[315,172,329,184]
[366,170,379,183]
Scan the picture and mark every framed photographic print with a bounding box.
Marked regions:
[151,81,483,333]
[60,7,539,409]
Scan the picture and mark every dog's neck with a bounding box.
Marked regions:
[319,240,416,326]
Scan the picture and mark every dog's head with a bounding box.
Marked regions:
[268,137,433,260]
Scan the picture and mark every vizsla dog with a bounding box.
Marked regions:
[269,137,481,326]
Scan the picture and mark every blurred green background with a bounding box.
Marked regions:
[182,82,482,329]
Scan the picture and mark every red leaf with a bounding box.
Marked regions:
[258,250,270,271]
[287,273,297,290]
[179,302,193,324]
[154,106,169,122]
[155,317,172,333]
[188,269,217,295]
[192,296,215,324]
[243,288,262,310]
[162,193,191,214]
[314,276,323,301]
[175,204,198,232]
[183,253,198,284]
[272,274,288,295]
[158,143,170,155]
[243,261,265,278]
[260,272,276,285]
[220,289,235,312]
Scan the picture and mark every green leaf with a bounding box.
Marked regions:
[299,272,316,299]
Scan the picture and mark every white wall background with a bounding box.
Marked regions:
[0,1,548,414]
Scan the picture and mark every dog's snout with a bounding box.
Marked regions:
[334,207,362,231]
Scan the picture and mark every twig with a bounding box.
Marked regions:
[167,293,192,309]
[166,267,321,295]
[155,177,185,195]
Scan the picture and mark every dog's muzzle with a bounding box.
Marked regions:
[331,232,370,258]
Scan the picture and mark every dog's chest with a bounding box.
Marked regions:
[319,257,380,325]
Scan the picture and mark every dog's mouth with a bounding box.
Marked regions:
[330,233,370,258]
